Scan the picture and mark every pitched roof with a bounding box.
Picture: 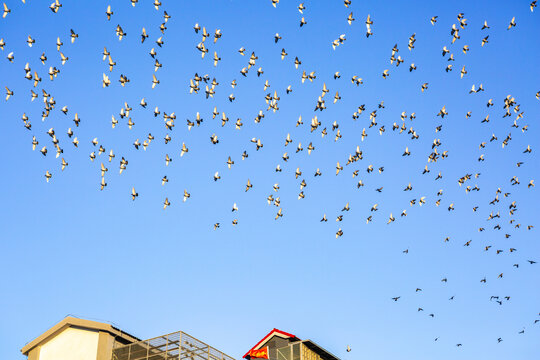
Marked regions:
[21,316,140,355]
[243,328,300,359]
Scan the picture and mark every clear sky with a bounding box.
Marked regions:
[0,1,539,359]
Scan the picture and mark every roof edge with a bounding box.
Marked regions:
[243,328,300,359]
[21,317,139,355]
[302,339,340,360]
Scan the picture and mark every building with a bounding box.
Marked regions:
[21,317,234,360]
[21,318,339,360]
[111,329,235,360]
[243,329,339,360]
[20,317,139,360]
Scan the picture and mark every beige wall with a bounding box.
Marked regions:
[38,327,99,360]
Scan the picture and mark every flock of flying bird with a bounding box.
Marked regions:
[2,0,539,352]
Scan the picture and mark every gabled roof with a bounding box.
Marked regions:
[243,328,300,359]
[21,316,140,355]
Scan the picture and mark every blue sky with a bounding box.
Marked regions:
[0,0,539,359]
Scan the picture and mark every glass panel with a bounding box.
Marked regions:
[276,346,292,360]
[292,343,300,360]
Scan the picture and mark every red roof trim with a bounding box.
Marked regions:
[243,329,300,359]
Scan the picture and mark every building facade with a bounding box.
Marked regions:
[21,318,340,360]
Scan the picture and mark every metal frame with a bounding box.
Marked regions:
[112,330,235,360]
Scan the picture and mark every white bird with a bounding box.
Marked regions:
[3,2,11,18]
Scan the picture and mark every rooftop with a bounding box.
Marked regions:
[112,330,235,360]
[21,316,140,356]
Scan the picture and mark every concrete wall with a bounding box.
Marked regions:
[39,327,99,360]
